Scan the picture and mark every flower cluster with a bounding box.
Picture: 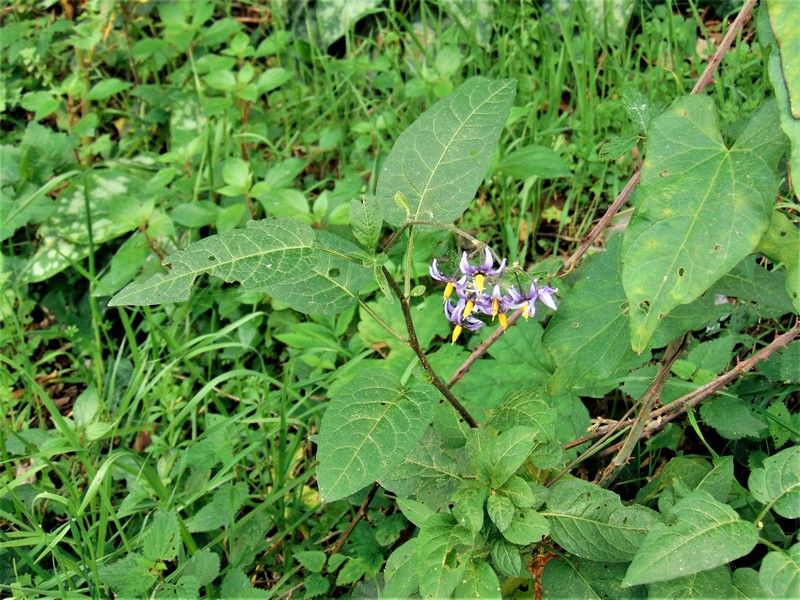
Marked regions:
[430,248,558,343]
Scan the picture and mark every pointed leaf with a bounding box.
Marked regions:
[317,369,437,501]
[501,509,549,546]
[647,566,737,599]
[748,445,800,518]
[376,77,516,226]
[416,514,473,599]
[622,97,786,352]
[623,491,758,587]
[759,543,800,599]
[454,558,502,599]
[543,479,661,563]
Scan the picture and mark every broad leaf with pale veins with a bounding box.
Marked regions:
[623,490,758,586]
[759,543,800,599]
[543,479,662,562]
[542,557,646,599]
[110,218,371,314]
[748,445,800,518]
[316,369,436,501]
[376,77,516,226]
[622,97,787,352]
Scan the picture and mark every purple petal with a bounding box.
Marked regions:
[480,247,493,271]
[539,286,558,310]
[459,251,471,275]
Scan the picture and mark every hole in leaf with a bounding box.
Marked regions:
[208,255,216,262]
[678,267,685,277]
[328,267,341,278]
[658,312,665,320]
[714,244,721,251]
[780,230,787,237]
[571,322,579,329]
[659,169,670,177]
[639,300,650,314]
[164,262,173,271]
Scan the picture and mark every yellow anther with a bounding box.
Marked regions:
[474,274,485,293]
[498,313,508,331]
[451,325,463,343]
[521,303,529,321]
[443,281,454,299]
[464,300,475,317]
[491,298,499,318]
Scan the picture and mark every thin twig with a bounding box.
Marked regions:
[328,482,379,555]
[559,0,758,275]
[596,337,685,487]
[382,266,479,428]
[568,320,800,457]
[447,307,523,388]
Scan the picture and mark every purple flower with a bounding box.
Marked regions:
[538,283,558,310]
[507,283,538,320]
[444,297,485,342]
[459,248,506,292]
[429,258,461,300]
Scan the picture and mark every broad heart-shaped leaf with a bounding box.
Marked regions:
[756,209,800,313]
[542,557,647,600]
[623,490,758,587]
[383,538,421,599]
[110,218,371,314]
[453,558,501,599]
[622,96,786,352]
[376,76,516,226]
[759,543,800,599]
[543,236,640,394]
[748,445,800,518]
[543,479,662,563]
[316,369,436,501]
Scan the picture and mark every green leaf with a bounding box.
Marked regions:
[110,218,370,314]
[186,482,248,532]
[496,144,570,179]
[303,573,330,599]
[474,426,537,488]
[416,513,473,599]
[86,78,132,101]
[544,479,662,563]
[622,97,787,352]
[396,497,435,528]
[142,510,180,561]
[490,537,521,578]
[221,157,252,193]
[767,0,800,118]
[759,543,800,599]
[732,567,768,600]
[766,26,800,201]
[623,491,758,587]
[317,369,437,501]
[256,67,292,93]
[647,565,737,599]
[499,475,536,508]
[98,553,156,597]
[695,456,735,503]
[543,236,639,393]
[376,76,516,226]
[501,509,549,546]
[204,70,237,91]
[20,91,60,120]
[349,194,383,249]
[383,538,420,599]
[182,548,220,586]
[487,494,515,532]
[220,569,268,599]
[756,209,800,312]
[453,558,502,599]
[451,484,488,533]
[380,426,469,509]
[748,445,800,518]
[700,397,769,441]
[295,550,326,573]
[542,557,646,599]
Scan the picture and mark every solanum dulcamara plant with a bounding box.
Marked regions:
[111,61,800,597]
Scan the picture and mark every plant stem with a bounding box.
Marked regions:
[560,0,759,275]
[382,266,479,428]
[328,482,379,555]
[596,336,685,487]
